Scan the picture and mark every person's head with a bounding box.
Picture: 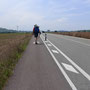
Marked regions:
[34,24,37,27]
[34,24,39,28]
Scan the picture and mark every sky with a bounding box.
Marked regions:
[0,0,90,31]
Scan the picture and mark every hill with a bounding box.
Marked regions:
[0,27,17,33]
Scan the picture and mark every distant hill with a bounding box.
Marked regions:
[0,27,32,33]
[0,27,17,33]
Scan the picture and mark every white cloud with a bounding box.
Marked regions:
[0,0,45,29]
[57,18,68,23]
[0,0,90,30]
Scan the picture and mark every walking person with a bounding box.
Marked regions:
[33,24,41,44]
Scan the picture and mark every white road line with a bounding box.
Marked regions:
[62,63,79,74]
[45,36,90,81]
[40,35,77,90]
[47,44,52,46]
[52,50,59,54]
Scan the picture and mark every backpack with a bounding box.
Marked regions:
[34,27,39,33]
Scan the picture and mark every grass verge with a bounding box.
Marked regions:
[0,33,32,90]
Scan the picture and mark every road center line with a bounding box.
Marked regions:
[40,35,77,90]
[45,36,90,81]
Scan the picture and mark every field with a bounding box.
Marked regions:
[53,32,90,39]
[0,33,32,90]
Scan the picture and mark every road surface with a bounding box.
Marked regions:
[4,34,90,90]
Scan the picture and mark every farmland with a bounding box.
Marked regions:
[0,33,32,90]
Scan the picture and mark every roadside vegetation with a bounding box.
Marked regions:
[0,33,32,90]
[53,31,90,39]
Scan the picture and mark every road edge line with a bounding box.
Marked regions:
[40,35,77,90]
[46,35,90,81]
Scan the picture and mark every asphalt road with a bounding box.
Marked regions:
[41,33,90,90]
[4,34,90,90]
[4,36,72,90]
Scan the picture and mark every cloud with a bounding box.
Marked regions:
[0,0,90,30]
[0,0,45,29]
[0,10,45,30]
[57,18,68,23]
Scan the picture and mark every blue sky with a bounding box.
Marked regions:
[0,0,90,31]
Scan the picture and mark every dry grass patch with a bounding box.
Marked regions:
[53,32,90,39]
[0,33,32,90]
